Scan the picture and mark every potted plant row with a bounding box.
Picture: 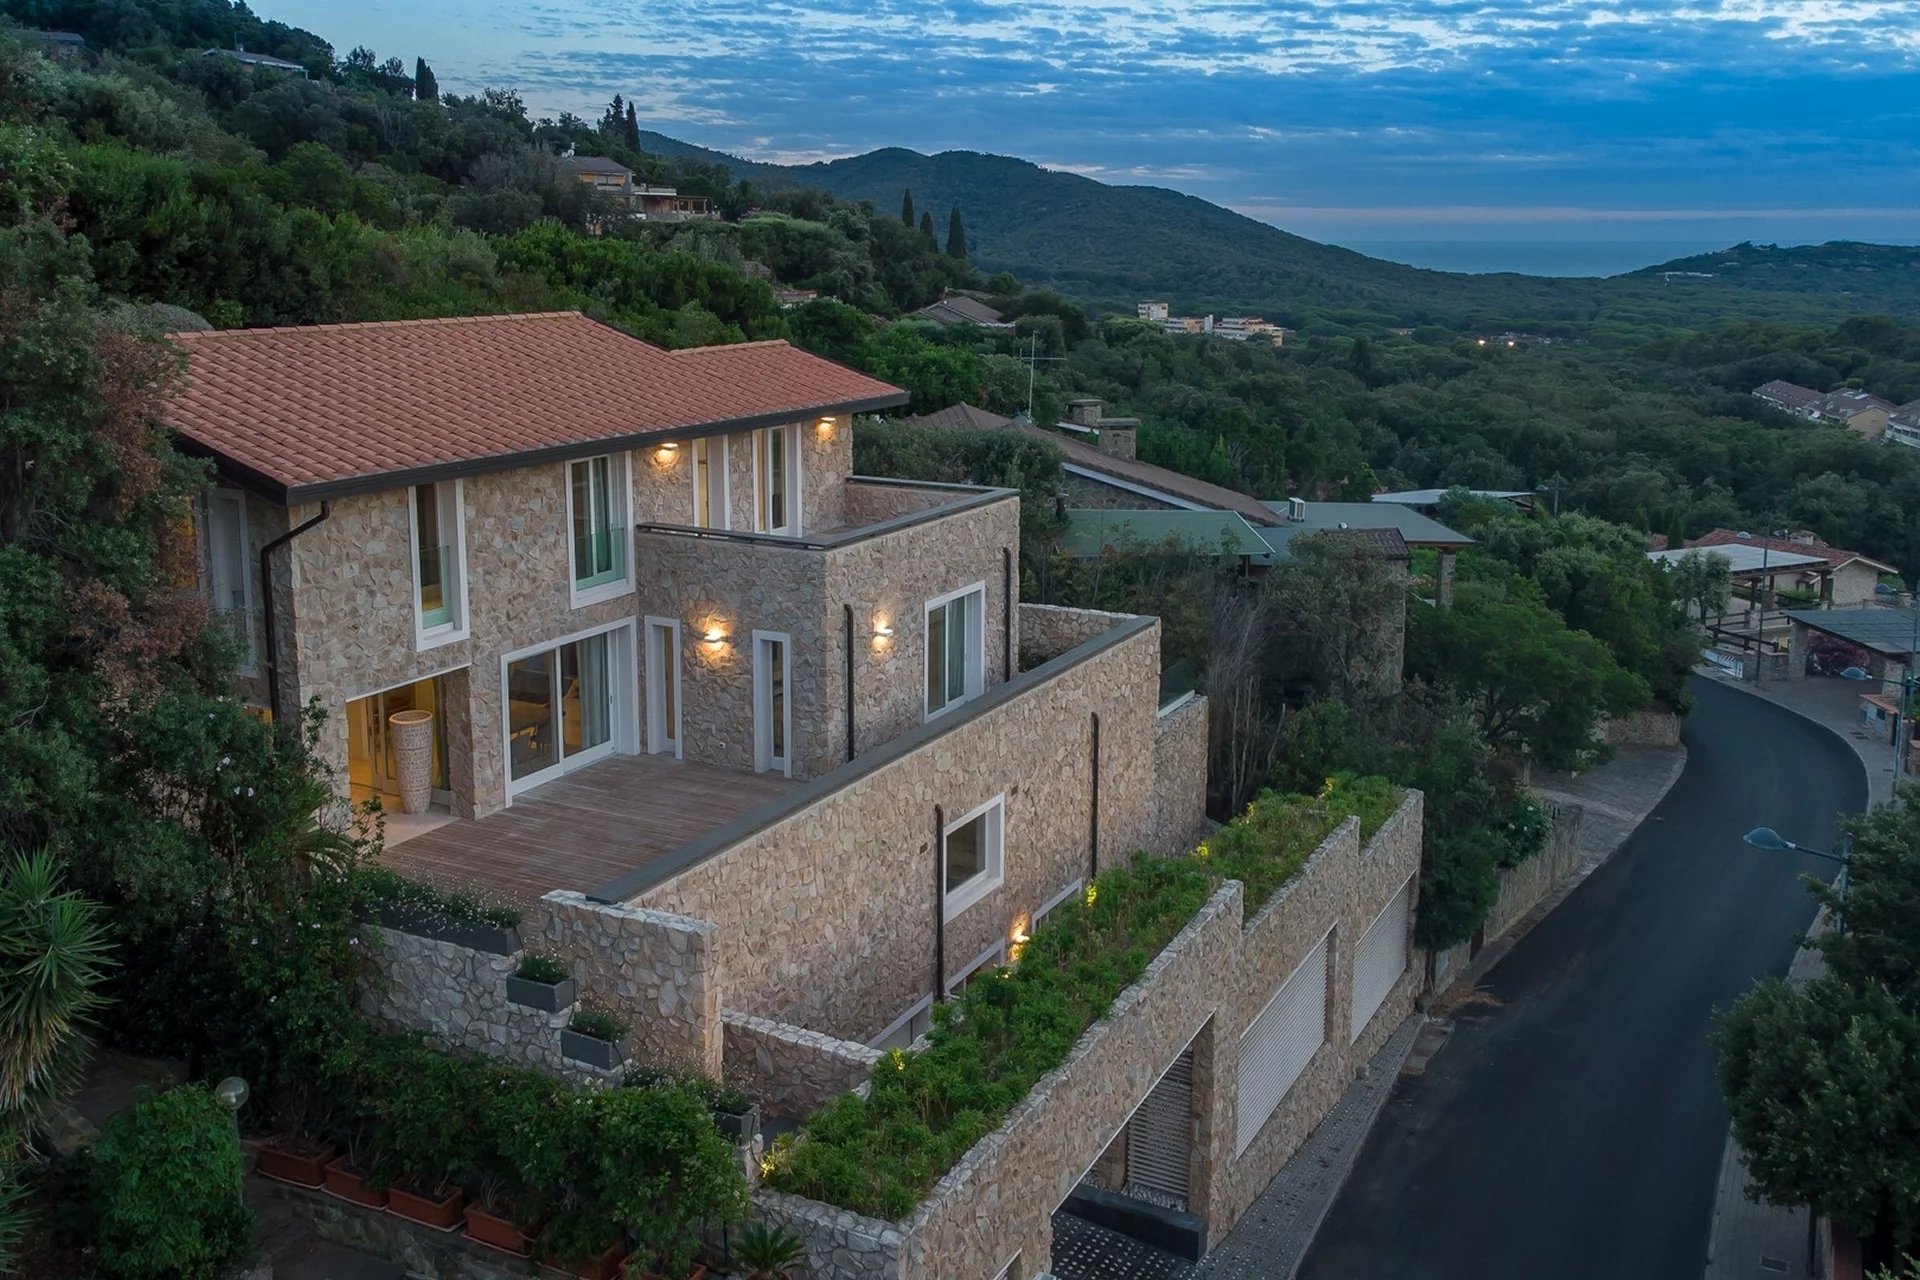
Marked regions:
[561,1004,628,1070]
[507,951,576,1011]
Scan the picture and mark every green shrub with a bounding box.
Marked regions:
[623,1064,753,1116]
[515,952,568,983]
[357,867,521,930]
[568,1005,626,1042]
[89,1085,252,1280]
[735,1221,808,1279]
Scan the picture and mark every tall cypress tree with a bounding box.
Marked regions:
[625,102,640,151]
[946,208,967,260]
[918,210,935,242]
[901,188,915,226]
[414,57,438,102]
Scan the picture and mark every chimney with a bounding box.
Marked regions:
[1096,416,1140,461]
[1065,398,1104,427]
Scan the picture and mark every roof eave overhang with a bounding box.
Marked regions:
[181,390,909,506]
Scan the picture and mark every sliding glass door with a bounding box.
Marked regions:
[506,628,623,795]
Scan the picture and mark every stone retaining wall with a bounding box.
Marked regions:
[360,889,720,1079]
[1433,797,1584,993]
[1601,709,1684,747]
[765,791,1426,1279]
[1149,693,1211,855]
[722,1011,883,1120]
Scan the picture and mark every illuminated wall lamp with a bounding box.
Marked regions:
[656,440,680,458]
[702,625,726,645]
[873,619,894,639]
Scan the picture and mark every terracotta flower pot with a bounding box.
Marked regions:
[388,1182,464,1230]
[464,1204,534,1257]
[256,1138,338,1188]
[545,1243,624,1280]
[321,1156,387,1209]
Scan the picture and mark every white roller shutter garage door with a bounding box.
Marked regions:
[1235,930,1329,1154]
[1350,877,1412,1042]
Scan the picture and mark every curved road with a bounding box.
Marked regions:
[1299,676,1867,1280]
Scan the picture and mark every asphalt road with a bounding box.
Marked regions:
[1298,676,1867,1280]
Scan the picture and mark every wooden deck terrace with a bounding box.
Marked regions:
[379,753,798,909]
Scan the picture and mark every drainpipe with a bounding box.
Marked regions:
[1001,546,1014,682]
[933,804,947,1004]
[260,501,330,722]
[843,605,856,762]
[1089,712,1101,884]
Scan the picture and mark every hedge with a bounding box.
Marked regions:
[762,775,1402,1218]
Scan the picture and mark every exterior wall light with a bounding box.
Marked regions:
[873,619,894,638]
[703,625,726,645]
[657,440,679,457]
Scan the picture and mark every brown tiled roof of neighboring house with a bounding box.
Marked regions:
[1687,528,1898,576]
[166,312,907,502]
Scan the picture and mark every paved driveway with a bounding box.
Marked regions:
[1299,676,1866,1280]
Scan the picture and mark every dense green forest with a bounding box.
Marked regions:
[1630,240,1920,311]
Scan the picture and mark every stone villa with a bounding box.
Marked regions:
[169,313,1424,1278]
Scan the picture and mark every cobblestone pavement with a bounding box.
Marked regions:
[1051,1211,1194,1280]
[1188,1016,1424,1280]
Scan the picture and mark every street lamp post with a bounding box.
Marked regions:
[1742,826,1852,935]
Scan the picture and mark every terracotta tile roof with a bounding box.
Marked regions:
[166,313,907,501]
[1686,528,1897,576]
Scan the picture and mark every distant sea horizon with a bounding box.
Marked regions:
[1336,239,1742,278]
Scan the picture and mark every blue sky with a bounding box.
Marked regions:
[260,0,1920,251]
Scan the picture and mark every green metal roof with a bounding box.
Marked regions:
[1062,508,1274,563]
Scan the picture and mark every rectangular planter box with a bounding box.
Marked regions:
[464,1204,534,1257]
[389,1183,465,1231]
[507,974,577,1012]
[712,1105,759,1143]
[321,1155,387,1209]
[371,905,521,955]
[621,1261,708,1280]
[560,1028,624,1070]
[545,1243,623,1280]
[256,1140,337,1188]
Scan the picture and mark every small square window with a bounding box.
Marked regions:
[943,797,1004,920]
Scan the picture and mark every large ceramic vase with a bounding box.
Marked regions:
[388,709,435,814]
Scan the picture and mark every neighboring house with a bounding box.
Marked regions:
[1648,544,1830,610]
[203,44,309,76]
[773,287,818,307]
[1133,302,1281,343]
[633,185,714,220]
[1752,380,1895,439]
[561,155,635,199]
[26,29,98,65]
[1685,529,1896,608]
[1887,403,1920,451]
[1062,508,1277,572]
[912,294,1013,328]
[1372,487,1535,514]
[1260,499,1470,605]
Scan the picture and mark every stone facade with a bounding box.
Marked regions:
[359,889,720,1080]
[1600,709,1684,748]
[633,486,1019,779]
[1019,602,1139,667]
[722,1011,882,1120]
[766,791,1426,1280]
[1149,693,1212,856]
[632,615,1164,1043]
[1058,468,1182,512]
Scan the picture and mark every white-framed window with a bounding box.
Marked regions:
[753,630,792,776]
[947,938,1009,994]
[409,479,468,648]
[925,583,986,719]
[942,796,1005,921]
[1033,878,1085,931]
[691,435,730,529]
[500,620,634,801]
[644,617,683,758]
[566,453,633,606]
[201,488,257,674]
[752,424,800,535]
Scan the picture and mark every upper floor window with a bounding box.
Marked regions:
[943,796,1005,920]
[753,425,799,535]
[692,436,729,529]
[926,583,986,719]
[410,479,467,645]
[202,488,256,672]
[568,454,632,605]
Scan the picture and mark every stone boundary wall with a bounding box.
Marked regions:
[753,1190,908,1280]
[1149,693,1211,856]
[1433,797,1583,994]
[763,791,1426,1280]
[842,477,958,524]
[723,1011,882,1121]
[1601,709,1684,748]
[1019,602,1137,667]
[359,889,720,1080]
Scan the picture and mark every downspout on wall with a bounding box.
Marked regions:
[260,501,330,721]
[933,803,947,1004]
